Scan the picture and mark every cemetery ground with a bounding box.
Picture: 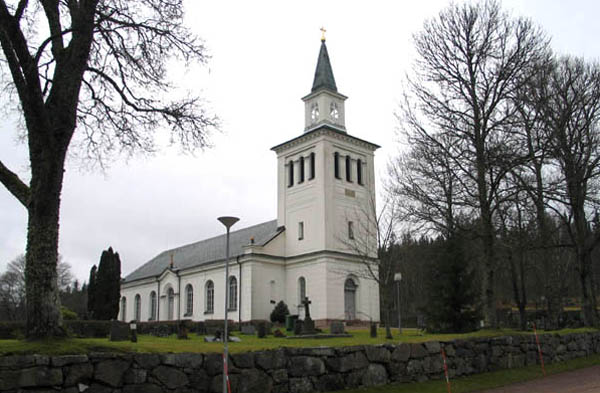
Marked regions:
[0,327,597,356]
[330,352,600,393]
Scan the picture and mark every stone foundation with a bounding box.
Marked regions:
[0,332,599,392]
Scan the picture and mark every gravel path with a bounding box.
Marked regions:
[475,365,600,393]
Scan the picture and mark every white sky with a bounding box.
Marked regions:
[2,0,600,283]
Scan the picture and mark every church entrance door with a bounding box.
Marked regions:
[167,288,175,320]
[344,278,357,320]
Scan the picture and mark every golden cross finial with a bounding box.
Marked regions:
[320,27,326,41]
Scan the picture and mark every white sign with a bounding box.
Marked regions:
[394,273,402,281]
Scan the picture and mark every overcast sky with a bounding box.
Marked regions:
[2,0,600,283]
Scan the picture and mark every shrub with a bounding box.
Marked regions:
[65,320,111,338]
[270,301,290,324]
[61,306,78,320]
[0,321,25,339]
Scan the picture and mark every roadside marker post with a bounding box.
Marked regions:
[441,347,452,393]
[223,353,232,393]
[533,323,546,376]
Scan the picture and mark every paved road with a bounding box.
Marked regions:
[476,365,600,393]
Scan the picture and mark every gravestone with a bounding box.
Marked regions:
[241,325,256,335]
[300,297,316,335]
[177,320,190,339]
[293,319,303,336]
[370,322,377,338]
[129,321,137,343]
[330,321,345,335]
[257,322,267,338]
[109,320,129,342]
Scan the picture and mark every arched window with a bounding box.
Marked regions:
[357,159,363,185]
[344,278,358,320]
[228,276,238,310]
[120,297,127,322]
[346,155,352,182]
[149,291,157,320]
[167,287,175,320]
[185,284,193,316]
[299,156,305,183]
[334,152,340,179]
[288,161,294,187]
[134,294,141,321]
[309,152,315,180]
[205,280,214,314]
[298,277,306,305]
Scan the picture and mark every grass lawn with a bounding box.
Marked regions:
[331,353,600,393]
[0,327,597,356]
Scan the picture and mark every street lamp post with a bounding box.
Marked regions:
[394,272,402,334]
[218,216,239,393]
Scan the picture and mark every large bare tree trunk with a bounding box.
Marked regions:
[25,148,67,338]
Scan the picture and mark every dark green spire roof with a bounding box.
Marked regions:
[311,40,337,93]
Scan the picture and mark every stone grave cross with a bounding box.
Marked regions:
[302,296,312,320]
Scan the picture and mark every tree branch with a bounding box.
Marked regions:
[14,0,28,21]
[0,159,30,207]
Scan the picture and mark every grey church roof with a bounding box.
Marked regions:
[311,39,337,93]
[123,220,282,283]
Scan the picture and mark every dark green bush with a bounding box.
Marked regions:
[65,320,111,338]
[270,301,290,324]
[61,306,78,320]
[0,321,25,339]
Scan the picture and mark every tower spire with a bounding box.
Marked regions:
[311,36,337,93]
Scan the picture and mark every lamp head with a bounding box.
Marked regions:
[218,216,239,229]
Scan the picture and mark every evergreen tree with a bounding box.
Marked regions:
[93,248,122,320]
[87,265,97,317]
[270,301,290,324]
[424,236,481,333]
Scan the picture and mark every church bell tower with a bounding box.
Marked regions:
[302,37,347,133]
[271,34,380,259]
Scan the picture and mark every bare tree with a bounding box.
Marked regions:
[398,0,549,327]
[388,130,461,238]
[0,254,72,320]
[340,196,400,339]
[0,0,217,337]
[0,255,26,321]
[509,59,572,329]
[539,57,600,326]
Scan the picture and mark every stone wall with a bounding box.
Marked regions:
[1,332,599,392]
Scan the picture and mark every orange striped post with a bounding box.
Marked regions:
[223,353,232,393]
[441,347,452,393]
[533,323,546,376]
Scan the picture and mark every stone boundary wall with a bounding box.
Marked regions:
[1,332,599,392]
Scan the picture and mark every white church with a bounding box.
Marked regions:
[119,36,381,327]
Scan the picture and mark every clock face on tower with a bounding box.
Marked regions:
[329,102,339,121]
[311,103,319,123]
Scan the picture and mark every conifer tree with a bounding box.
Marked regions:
[87,265,97,318]
[92,248,122,320]
[424,236,481,333]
